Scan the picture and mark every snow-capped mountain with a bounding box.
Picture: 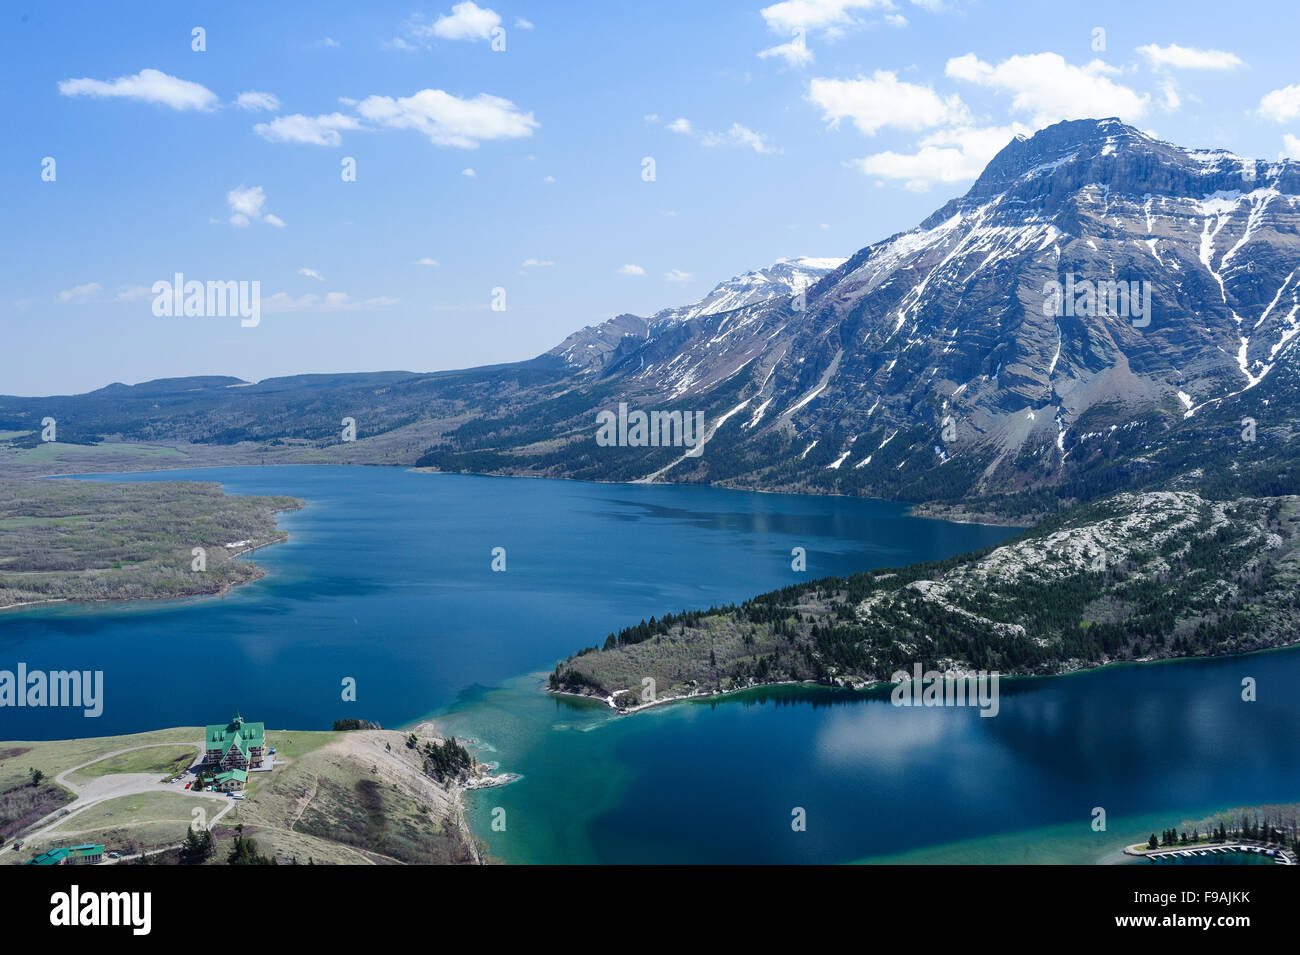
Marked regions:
[504,118,1300,499]
[650,256,848,325]
[18,118,1300,511]
[549,256,844,375]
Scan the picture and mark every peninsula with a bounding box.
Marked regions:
[551,491,1300,709]
[0,479,301,611]
[0,718,504,866]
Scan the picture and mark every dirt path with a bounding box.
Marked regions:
[288,772,319,832]
[1,741,231,857]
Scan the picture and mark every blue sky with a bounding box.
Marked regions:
[4,0,1300,395]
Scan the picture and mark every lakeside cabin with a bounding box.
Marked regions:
[201,711,266,773]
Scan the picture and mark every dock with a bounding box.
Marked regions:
[1125,841,1296,864]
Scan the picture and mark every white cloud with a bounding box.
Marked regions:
[644,113,660,123]
[416,258,441,267]
[1158,79,1181,111]
[808,71,969,135]
[851,123,1029,190]
[702,123,778,153]
[226,185,284,228]
[617,264,646,276]
[1137,43,1242,71]
[253,112,362,146]
[515,17,534,29]
[428,2,502,41]
[665,117,778,153]
[58,68,217,111]
[228,186,267,220]
[758,38,814,67]
[521,258,555,267]
[263,292,401,313]
[115,285,153,302]
[320,37,340,48]
[542,174,555,183]
[664,269,692,282]
[235,90,281,112]
[462,167,477,177]
[1281,134,1300,160]
[945,52,1149,127]
[56,282,101,304]
[1260,84,1300,123]
[299,268,326,281]
[760,0,893,34]
[354,89,537,148]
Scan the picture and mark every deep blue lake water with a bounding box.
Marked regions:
[3,466,1297,864]
[0,466,1009,738]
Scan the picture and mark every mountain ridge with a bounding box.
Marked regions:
[5,118,1300,522]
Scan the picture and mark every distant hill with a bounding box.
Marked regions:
[5,119,1300,520]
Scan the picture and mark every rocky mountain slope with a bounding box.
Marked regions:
[416,119,1300,509]
[549,256,845,376]
[6,119,1300,520]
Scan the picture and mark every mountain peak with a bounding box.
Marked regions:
[548,255,845,375]
[967,118,1149,195]
[651,255,848,325]
[921,118,1296,231]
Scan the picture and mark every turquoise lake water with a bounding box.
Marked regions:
[2,466,1297,863]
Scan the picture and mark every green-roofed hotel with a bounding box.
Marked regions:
[202,710,266,773]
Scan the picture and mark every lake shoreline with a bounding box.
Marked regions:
[546,641,1300,717]
[0,722,509,866]
[27,454,1029,529]
[0,530,294,614]
[16,465,1289,865]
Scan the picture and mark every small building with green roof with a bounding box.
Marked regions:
[202,710,266,771]
[210,768,248,792]
[25,844,103,866]
[25,848,68,866]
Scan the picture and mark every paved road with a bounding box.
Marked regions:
[1,742,236,860]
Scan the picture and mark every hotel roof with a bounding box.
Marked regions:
[205,711,265,753]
